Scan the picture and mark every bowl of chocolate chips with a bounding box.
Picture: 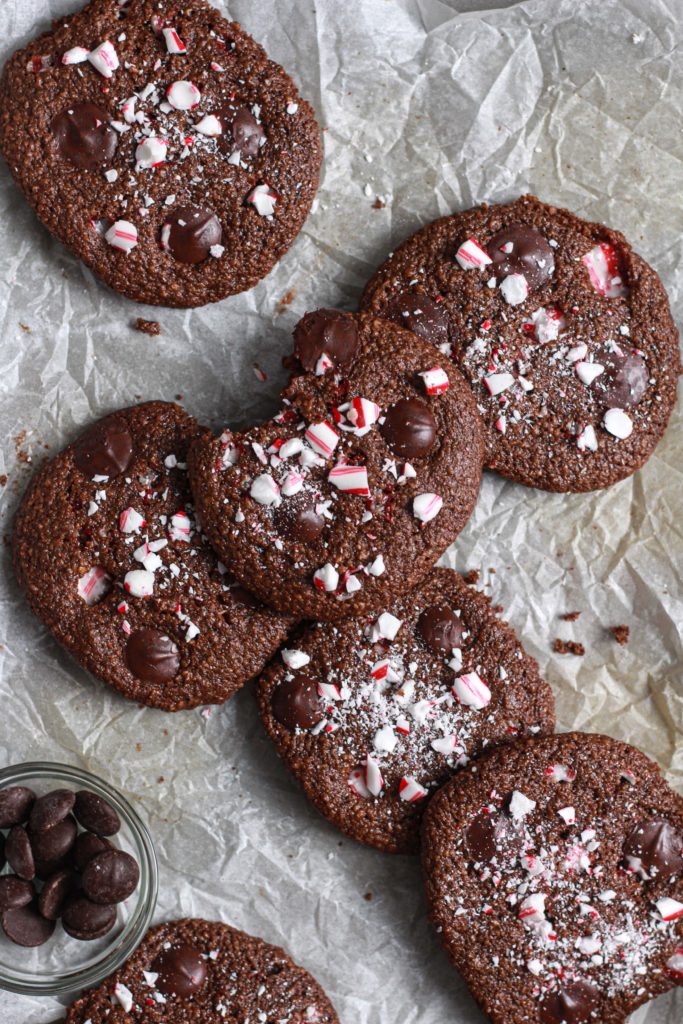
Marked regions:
[0,762,157,995]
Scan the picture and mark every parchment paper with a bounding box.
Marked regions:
[0,0,681,1020]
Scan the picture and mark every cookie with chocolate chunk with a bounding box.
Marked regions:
[257,568,555,853]
[422,732,683,1024]
[13,402,292,711]
[0,0,321,307]
[362,195,680,492]
[188,312,485,622]
[65,917,339,1022]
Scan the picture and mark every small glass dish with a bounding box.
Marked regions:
[0,761,158,996]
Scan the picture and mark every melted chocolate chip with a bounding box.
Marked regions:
[465,810,523,863]
[152,942,208,997]
[274,502,325,543]
[272,675,323,731]
[125,629,180,684]
[596,345,649,408]
[161,207,223,264]
[487,224,555,290]
[0,786,35,828]
[293,309,359,372]
[29,788,75,833]
[386,292,450,346]
[1,904,55,947]
[73,415,133,479]
[623,818,683,879]
[51,102,118,171]
[81,849,139,905]
[62,896,116,940]
[417,605,464,655]
[380,398,437,459]
[539,980,599,1024]
[229,106,265,157]
[74,790,121,837]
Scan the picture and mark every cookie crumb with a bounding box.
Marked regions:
[553,639,585,656]
[561,611,581,621]
[463,569,480,585]
[0,475,7,487]
[372,197,385,209]
[611,624,629,646]
[363,892,373,901]
[134,318,161,336]
[276,288,297,315]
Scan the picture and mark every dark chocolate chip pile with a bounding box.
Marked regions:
[0,783,138,947]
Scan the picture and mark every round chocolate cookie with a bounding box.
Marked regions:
[13,402,292,711]
[257,568,555,853]
[422,732,683,1024]
[65,917,339,1023]
[188,313,485,622]
[0,0,321,307]
[362,195,680,492]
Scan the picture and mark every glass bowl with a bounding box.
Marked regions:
[0,761,158,996]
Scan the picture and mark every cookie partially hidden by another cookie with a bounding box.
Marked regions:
[65,917,339,1022]
[362,194,680,492]
[257,568,555,853]
[0,0,322,306]
[422,732,683,1024]
[14,402,292,711]
[189,312,485,623]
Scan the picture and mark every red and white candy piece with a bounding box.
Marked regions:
[544,764,576,782]
[484,372,514,396]
[280,470,304,497]
[655,897,683,922]
[62,46,89,65]
[667,950,683,977]
[419,366,449,395]
[363,754,383,797]
[162,27,187,54]
[582,243,628,298]
[135,136,167,169]
[452,672,491,710]
[576,424,598,452]
[315,353,333,376]
[376,612,402,641]
[105,220,138,254]
[367,555,385,576]
[558,806,576,825]
[399,777,427,803]
[167,80,201,110]
[518,892,546,926]
[431,734,457,756]
[412,492,442,523]
[77,567,111,605]
[455,237,492,270]
[305,421,339,457]
[575,361,604,386]
[603,407,633,440]
[566,343,588,363]
[526,306,565,343]
[124,569,154,598]
[370,659,400,683]
[114,982,134,1013]
[281,649,310,670]
[373,725,397,753]
[500,273,529,306]
[122,96,138,124]
[313,563,339,592]
[318,682,342,702]
[508,791,536,819]
[119,507,145,533]
[169,511,191,542]
[195,114,223,137]
[347,397,381,431]
[88,41,119,78]
[248,184,277,217]
[348,768,370,798]
[250,474,281,506]
[328,464,370,496]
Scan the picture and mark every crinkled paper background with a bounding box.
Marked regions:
[0,0,681,1020]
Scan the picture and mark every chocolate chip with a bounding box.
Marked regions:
[623,818,683,879]
[30,816,77,864]
[274,502,325,543]
[227,106,265,157]
[125,629,180,683]
[417,605,464,655]
[152,942,208,997]
[386,292,450,346]
[51,102,118,171]
[539,980,599,1023]
[74,790,121,837]
[62,896,117,941]
[29,788,75,833]
[486,224,555,290]
[0,876,35,912]
[597,345,649,408]
[272,675,324,731]
[1,904,55,947]
[465,810,523,863]
[81,849,140,905]
[72,831,113,872]
[73,415,133,479]
[293,309,359,372]
[38,870,76,921]
[380,398,437,459]
[0,786,35,828]
[161,207,223,264]
[5,826,35,880]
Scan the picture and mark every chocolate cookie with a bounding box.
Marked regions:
[257,568,555,853]
[13,401,292,711]
[0,0,321,307]
[362,195,680,492]
[65,917,339,1022]
[422,732,683,1024]
[188,313,484,622]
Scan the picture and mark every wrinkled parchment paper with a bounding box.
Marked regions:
[0,0,681,1020]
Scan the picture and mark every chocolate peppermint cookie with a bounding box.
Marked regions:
[257,568,555,853]
[65,917,339,1022]
[0,0,321,307]
[189,312,485,622]
[422,732,683,1024]
[362,195,680,492]
[13,402,291,711]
